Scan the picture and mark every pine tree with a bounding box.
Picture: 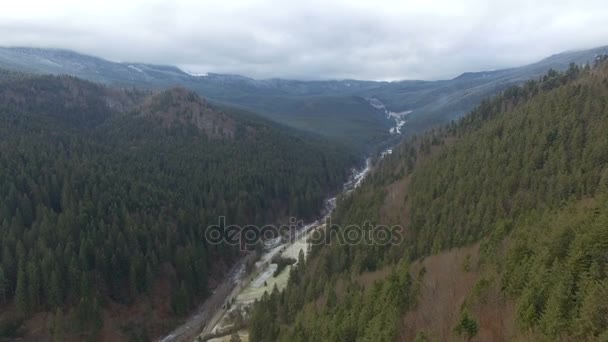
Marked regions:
[49,269,62,308]
[27,261,40,309]
[540,272,570,338]
[15,264,28,314]
[297,249,305,270]
[0,266,7,303]
[454,309,479,341]
[172,282,189,316]
[51,308,65,342]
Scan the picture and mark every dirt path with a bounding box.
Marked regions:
[159,153,383,342]
[158,255,252,342]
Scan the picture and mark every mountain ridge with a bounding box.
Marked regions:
[4,45,606,83]
[2,45,608,151]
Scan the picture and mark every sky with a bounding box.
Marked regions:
[1,0,608,81]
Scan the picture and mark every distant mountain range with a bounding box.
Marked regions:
[1,45,607,150]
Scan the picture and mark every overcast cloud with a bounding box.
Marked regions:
[1,0,607,80]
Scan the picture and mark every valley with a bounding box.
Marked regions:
[0,31,607,342]
[161,149,386,342]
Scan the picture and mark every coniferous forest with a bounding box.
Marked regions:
[249,60,608,341]
[2,53,608,342]
[0,72,355,339]
[1,2,608,340]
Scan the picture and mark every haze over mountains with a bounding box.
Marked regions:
[2,45,608,150]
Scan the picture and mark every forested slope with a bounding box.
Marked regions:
[249,59,608,341]
[0,72,355,340]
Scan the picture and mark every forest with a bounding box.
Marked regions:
[0,72,355,339]
[249,59,608,341]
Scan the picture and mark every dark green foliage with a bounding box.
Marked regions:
[15,264,27,315]
[0,316,24,338]
[0,266,7,303]
[250,259,417,341]
[407,62,608,339]
[500,196,608,339]
[272,256,296,277]
[414,331,429,342]
[49,308,65,341]
[250,61,608,341]
[0,72,354,332]
[408,62,608,256]
[171,283,189,316]
[453,309,479,340]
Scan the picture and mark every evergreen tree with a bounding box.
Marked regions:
[15,264,28,315]
[0,266,7,304]
[454,309,479,341]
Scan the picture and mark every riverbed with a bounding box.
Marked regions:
[194,155,378,341]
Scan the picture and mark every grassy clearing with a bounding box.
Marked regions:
[207,330,249,342]
[203,229,317,340]
[237,229,314,304]
[236,265,291,304]
[281,237,309,261]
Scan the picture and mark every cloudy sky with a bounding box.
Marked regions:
[1,0,607,80]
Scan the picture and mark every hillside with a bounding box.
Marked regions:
[0,72,356,340]
[2,46,608,151]
[0,48,394,152]
[248,59,608,341]
[137,87,236,138]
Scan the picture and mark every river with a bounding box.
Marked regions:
[157,153,381,342]
[158,105,404,341]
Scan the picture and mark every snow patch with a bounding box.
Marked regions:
[182,69,208,77]
[381,149,393,159]
[35,56,62,68]
[367,97,386,110]
[366,98,412,134]
[127,65,143,73]
[251,264,277,288]
[352,158,371,190]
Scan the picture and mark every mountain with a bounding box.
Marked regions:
[0,71,356,340]
[137,87,236,138]
[2,46,608,150]
[364,45,608,131]
[0,48,393,151]
[248,59,608,340]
